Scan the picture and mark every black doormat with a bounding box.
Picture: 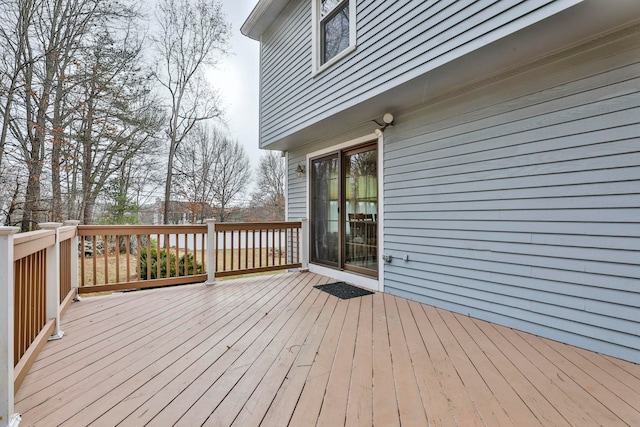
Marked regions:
[314,282,374,300]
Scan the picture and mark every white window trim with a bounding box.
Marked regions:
[304,131,385,293]
[311,0,357,76]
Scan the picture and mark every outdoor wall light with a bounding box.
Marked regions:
[372,112,395,134]
[296,163,306,178]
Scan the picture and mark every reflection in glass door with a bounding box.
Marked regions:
[344,146,377,273]
[310,154,339,266]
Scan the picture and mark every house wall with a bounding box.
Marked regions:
[382,27,640,363]
[259,0,582,148]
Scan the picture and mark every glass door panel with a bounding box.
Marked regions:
[344,146,377,273]
[310,154,339,266]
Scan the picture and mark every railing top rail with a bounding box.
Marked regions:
[78,224,208,236]
[59,225,77,242]
[13,229,56,261]
[215,221,302,231]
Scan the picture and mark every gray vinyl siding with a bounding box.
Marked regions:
[286,150,307,221]
[382,30,640,363]
[259,0,581,148]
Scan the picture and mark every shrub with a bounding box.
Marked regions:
[139,247,177,280]
[179,252,203,276]
[139,246,203,280]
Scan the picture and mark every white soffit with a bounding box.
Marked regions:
[241,0,291,40]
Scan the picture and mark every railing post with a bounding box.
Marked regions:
[300,218,309,272]
[39,223,64,341]
[63,220,81,301]
[205,219,216,285]
[0,226,21,427]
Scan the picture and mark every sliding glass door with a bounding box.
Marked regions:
[310,142,378,276]
[344,145,377,273]
[310,153,339,266]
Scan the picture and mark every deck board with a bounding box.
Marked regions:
[343,292,373,427]
[14,271,640,427]
[383,293,429,427]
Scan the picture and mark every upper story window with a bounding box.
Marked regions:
[313,0,356,73]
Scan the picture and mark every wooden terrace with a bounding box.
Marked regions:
[14,272,640,426]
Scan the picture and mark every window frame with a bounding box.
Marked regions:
[311,0,357,76]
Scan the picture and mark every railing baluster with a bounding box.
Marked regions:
[201,233,205,272]
[278,227,282,266]
[215,230,219,273]
[26,255,32,354]
[125,235,131,282]
[156,234,161,279]
[271,229,275,266]
[259,228,263,268]
[244,230,248,270]
[253,229,257,269]
[103,235,109,284]
[146,234,151,280]
[38,250,45,333]
[92,236,97,286]
[174,234,179,277]
[81,237,86,287]
[190,233,194,274]
[115,235,120,283]
[135,235,141,281]
[289,227,292,264]
[15,258,22,363]
[230,230,234,271]
[220,231,224,272]
[296,228,300,263]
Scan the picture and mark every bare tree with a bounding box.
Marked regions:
[0,0,166,227]
[174,124,250,222]
[210,134,251,222]
[0,0,40,175]
[6,0,102,230]
[250,151,285,221]
[173,124,217,223]
[70,19,164,224]
[153,0,229,224]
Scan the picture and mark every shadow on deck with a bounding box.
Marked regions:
[15,272,640,426]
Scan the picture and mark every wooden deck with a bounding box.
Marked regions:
[15,272,640,426]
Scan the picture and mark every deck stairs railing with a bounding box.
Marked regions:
[0,219,307,427]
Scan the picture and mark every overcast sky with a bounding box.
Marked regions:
[207,0,262,167]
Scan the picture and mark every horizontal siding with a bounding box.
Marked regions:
[259,0,581,147]
[286,150,307,221]
[383,31,640,363]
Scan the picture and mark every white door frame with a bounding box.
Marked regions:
[304,132,385,292]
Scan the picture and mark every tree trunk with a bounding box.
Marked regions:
[83,196,95,225]
[22,153,42,231]
[163,147,174,225]
[81,93,95,224]
[51,86,64,222]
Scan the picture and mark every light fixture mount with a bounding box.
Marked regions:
[372,112,395,133]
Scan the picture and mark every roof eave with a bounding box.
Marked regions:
[241,0,291,40]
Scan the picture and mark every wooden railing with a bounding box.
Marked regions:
[76,225,208,294]
[0,221,73,417]
[13,230,51,371]
[211,221,304,278]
